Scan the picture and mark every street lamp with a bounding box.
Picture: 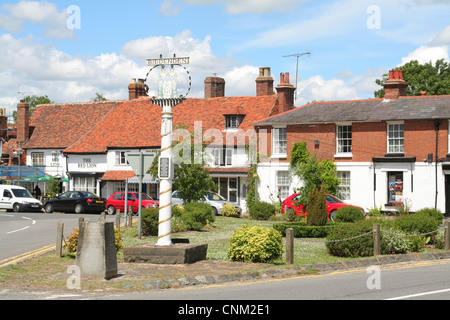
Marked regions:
[146,54,191,246]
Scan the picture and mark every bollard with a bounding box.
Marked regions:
[373,223,381,256]
[115,213,120,232]
[286,228,294,265]
[56,221,64,257]
[445,220,450,251]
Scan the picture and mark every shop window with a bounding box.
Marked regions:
[387,172,403,204]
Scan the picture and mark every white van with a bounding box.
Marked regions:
[0,185,43,212]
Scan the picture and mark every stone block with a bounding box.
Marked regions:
[123,243,207,264]
[76,220,118,279]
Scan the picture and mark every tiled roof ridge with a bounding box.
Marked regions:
[64,101,123,153]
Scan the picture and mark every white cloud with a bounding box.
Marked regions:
[0,1,75,39]
[400,45,449,65]
[430,25,450,46]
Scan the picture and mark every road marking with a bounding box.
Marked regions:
[0,244,55,268]
[5,216,36,234]
[386,288,450,300]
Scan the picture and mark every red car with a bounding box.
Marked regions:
[281,193,365,221]
[106,192,159,215]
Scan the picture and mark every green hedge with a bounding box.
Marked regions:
[273,222,336,238]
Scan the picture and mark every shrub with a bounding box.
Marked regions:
[273,222,335,238]
[221,204,239,217]
[326,219,380,258]
[249,201,276,220]
[181,202,215,231]
[382,229,415,254]
[66,227,123,256]
[227,225,283,263]
[306,184,327,226]
[393,213,439,236]
[414,208,444,224]
[334,206,365,223]
[141,208,159,236]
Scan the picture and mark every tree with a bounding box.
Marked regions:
[290,142,340,206]
[149,123,216,203]
[374,59,450,98]
[91,93,107,101]
[13,95,53,123]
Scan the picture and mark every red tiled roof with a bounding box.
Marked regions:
[25,95,279,153]
[101,170,135,181]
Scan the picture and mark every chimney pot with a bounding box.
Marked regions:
[256,67,274,96]
[383,69,408,100]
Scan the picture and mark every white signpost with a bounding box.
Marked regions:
[146,54,190,247]
[125,152,156,239]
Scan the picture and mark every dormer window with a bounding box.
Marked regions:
[225,115,244,130]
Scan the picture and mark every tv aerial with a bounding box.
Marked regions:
[283,52,311,101]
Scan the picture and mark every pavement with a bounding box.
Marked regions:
[106,250,450,290]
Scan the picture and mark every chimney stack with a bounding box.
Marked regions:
[16,100,29,143]
[128,78,148,100]
[276,72,296,113]
[383,70,407,100]
[256,67,274,96]
[204,76,225,99]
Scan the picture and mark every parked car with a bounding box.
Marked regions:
[43,191,106,214]
[172,190,242,216]
[0,185,42,212]
[281,192,365,221]
[106,192,159,215]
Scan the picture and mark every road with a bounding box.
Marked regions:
[0,211,114,266]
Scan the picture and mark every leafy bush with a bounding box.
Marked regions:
[249,201,276,220]
[326,219,380,258]
[382,229,415,254]
[141,208,159,236]
[334,206,365,223]
[393,213,439,236]
[414,208,444,224]
[221,204,239,217]
[180,202,215,231]
[227,225,283,263]
[306,184,327,226]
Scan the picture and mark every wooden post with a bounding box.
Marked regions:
[115,213,120,232]
[286,228,294,265]
[373,223,381,256]
[56,221,64,257]
[445,220,450,251]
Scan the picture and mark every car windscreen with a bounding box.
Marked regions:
[326,195,344,203]
[132,193,152,200]
[206,192,226,201]
[11,189,33,198]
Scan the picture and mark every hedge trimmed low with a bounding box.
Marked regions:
[273,222,336,238]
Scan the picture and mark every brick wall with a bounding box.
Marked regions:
[272,120,449,163]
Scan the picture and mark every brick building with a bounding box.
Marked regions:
[21,67,295,210]
[254,70,450,214]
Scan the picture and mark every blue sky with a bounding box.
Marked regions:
[0,0,449,117]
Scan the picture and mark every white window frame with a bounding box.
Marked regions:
[272,127,287,157]
[115,151,128,165]
[31,152,45,166]
[336,171,351,201]
[276,171,290,200]
[336,123,352,156]
[214,148,233,166]
[387,121,404,154]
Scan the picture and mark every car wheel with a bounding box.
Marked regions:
[330,210,337,221]
[45,203,53,213]
[74,203,83,214]
[107,205,116,215]
[212,207,218,216]
[13,203,21,213]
